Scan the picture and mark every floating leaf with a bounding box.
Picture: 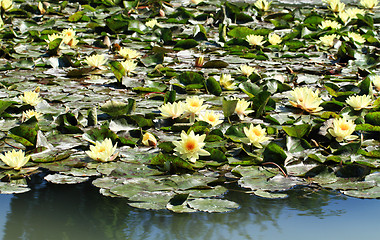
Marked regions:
[44,174,89,184]
[174,39,198,49]
[282,124,311,138]
[205,77,222,96]
[187,198,239,213]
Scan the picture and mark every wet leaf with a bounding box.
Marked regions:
[44,174,89,184]
[187,198,239,213]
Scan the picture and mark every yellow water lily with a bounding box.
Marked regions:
[328,116,358,142]
[190,0,203,4]
[268,33,282,45]
[85,138,118,162]
[339,11,351,24]
[246,34,265,47]
[371,75,380,91]
[158,102,185,119]
[0,149,30,170]
[244,124,270,148]
[198,111,224,127]
[347,32,366,44]
[360,0,378,9]
[345,95,372,110]
[20,90,42,106]
[219,73,235,90]
[142,132,157,147]
[345,8,366,18]
[61,28,78,47]
[118,47,140,60]
[289,87,323,113]
[239,64,256,77]
[146,19,160,28]
[1,0,13,11]
[173,130,210,163]
[254,0,272,11]
[120,60,137,76]
[319,20,342,29]
[232,97,254,120]
[84,54,107,68]
[183,96,209,123]
[319,34,338,47]
[22,110,42,122]
[327,0,345,12]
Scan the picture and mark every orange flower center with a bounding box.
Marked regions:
[190,102,200,107]
[98,146,106,153]
[253,128,261,136]
[185,140,196,151]
[208,115,216,122]
[340,123,349,131]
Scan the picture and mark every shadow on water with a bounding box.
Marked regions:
[1,175,378,240]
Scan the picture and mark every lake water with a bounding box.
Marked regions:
[0,175,378,240]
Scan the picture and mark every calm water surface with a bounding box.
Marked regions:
[0,175,378,240]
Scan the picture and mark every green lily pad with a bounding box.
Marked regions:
[187,198,239,213]
[0,182,30,194]
[44,174,89,184]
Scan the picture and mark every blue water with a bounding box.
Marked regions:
[0,177,378,240]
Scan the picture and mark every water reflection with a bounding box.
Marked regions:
[0,175,378,240]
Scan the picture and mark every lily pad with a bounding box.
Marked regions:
[187,198,239,213]
[44,174,89,184]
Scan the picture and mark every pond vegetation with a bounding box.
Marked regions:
[0,0,380,212]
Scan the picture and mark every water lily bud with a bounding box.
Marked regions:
[142,132,157,147]
[195,56,204,67]
[159,9,165,17]
[38,2,46,14]
[104,36,111,48]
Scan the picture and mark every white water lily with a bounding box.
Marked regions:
[158,102,185,119]
[20,90,42,106]
[289,87,323,113]
[239,64,256,77]
[120,60,137,76]
[84,54,107,68]
[183,96,209,123]
[198,111,224,127]
[173,130,210,163]
[254,0,272,11]
[246,34,265,47]
[319,34,338,47]
[319,20,342,29]
[328,116,358,142]
[347,32,366,44]
[360,0,378,9]
[244,124,270,148]
[345,95,372,110]
[0,149,30,170]
[85,138,118,162]
[268,33,282,45]
[118,47,140,60]
[142,132,157,147]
